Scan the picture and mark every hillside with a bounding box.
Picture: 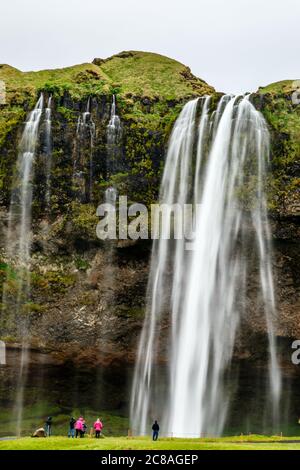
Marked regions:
[0,51,214,144]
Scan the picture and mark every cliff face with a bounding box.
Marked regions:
[0,52,215,368]
[256,82,300,342]
[0,52,299,370]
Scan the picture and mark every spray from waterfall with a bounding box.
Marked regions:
[2,94,44,436]
[130,95,281,437]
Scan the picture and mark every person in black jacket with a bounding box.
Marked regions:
[152,420,159,441]
[68,417,76,438]
[82,420,87,437]
[45,416,52,436]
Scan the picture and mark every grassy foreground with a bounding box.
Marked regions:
[1,435,300,450]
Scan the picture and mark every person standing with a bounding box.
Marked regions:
[93,418,103,438]
[68,417,76,438]
[75,417,84,438]
[82,419,87,437]
[45,416,52,437]
[152,420,159,441]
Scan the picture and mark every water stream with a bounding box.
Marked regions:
[2,94,44,436]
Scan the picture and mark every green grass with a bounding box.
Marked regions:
[100,51,214,100]
[258,80,297,95]
[0,63,110,100]
[0,51,214,104]
[1,435,300,450]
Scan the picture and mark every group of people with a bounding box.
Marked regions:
[69,416,103,438]
[44,416,103,438]
[44,416,159,440]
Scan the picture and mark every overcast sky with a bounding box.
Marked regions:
[1,0,299,94]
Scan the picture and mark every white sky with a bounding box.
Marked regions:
[0,0,299,94]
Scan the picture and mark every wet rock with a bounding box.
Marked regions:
[32,428,46,438]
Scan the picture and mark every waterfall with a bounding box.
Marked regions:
[44,95,52,208]
[106,95,121,175]
[105,186,117,205]
[130,95,281,437]
[2,94,44,436]
[107,94,121,144]
[74,97,95,201]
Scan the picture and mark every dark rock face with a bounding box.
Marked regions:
[0,87,182,368]
[0,53,215,371]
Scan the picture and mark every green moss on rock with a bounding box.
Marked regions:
[256,80,300,216]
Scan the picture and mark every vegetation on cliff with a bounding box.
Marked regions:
[257,80,300,217]
[0,51,215,209]
[0,51,214,140]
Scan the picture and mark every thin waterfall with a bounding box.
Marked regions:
[106,95,122,175]
[105,186,118,205]
[74,97,95,201]
[130,95,281,437]
[2,94,44,436]
[107,94,121,144]
[44,95,52,208]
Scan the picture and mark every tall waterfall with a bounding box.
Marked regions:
[44,95,52,208]
[2,94,44,435]
[130,95,281,437]
[106,95,121,175]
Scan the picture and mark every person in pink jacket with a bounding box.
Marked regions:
[93,418,103,438]
[75,417,84,438]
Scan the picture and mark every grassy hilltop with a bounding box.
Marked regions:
[0,51,214,145]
